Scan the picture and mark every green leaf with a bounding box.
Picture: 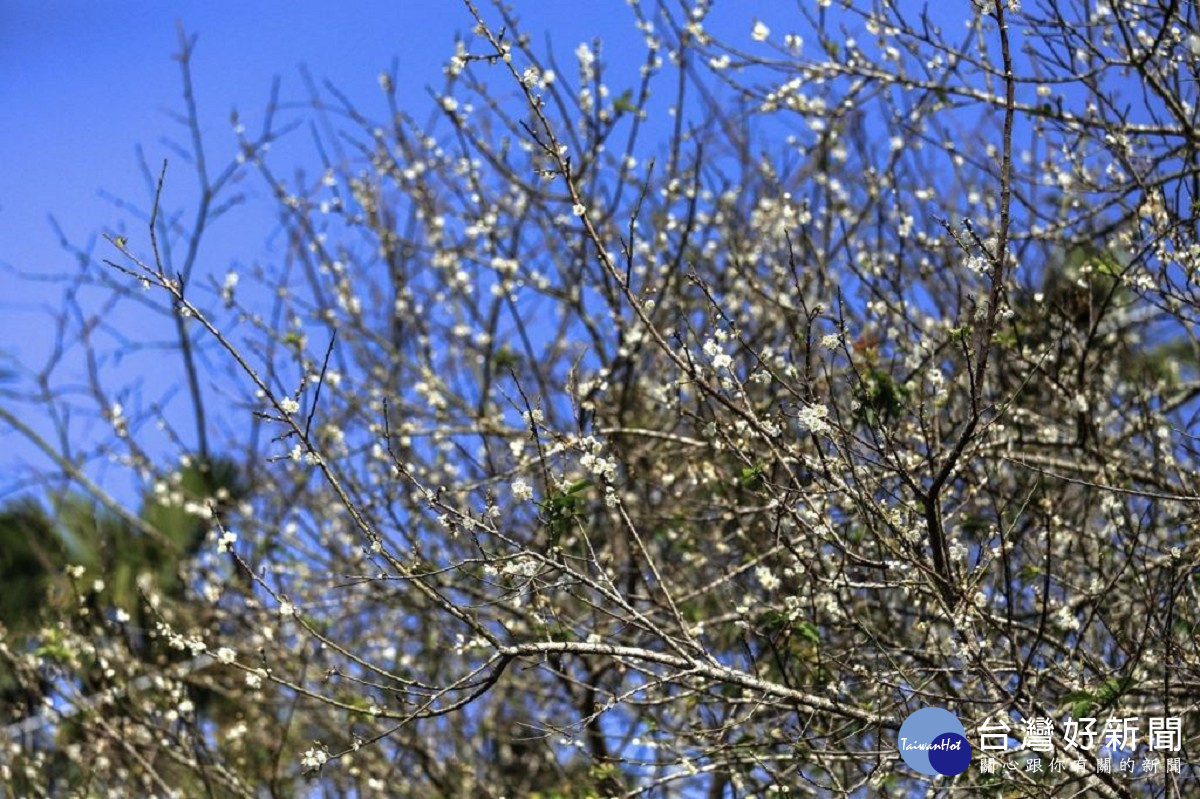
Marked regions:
[795,620,821,645]
[612,89,637,114]
[565,479,593,495]
[492,346,521,371]
[992,329,1018,347]
[1095,675,1135,704]
[854,369,909,427]
[1061,676,1135,720]
[755,609,790,633]
[539,480,594,549]
[33,626,73,664]
[739,462,766,489]
[1061,688,1095,719]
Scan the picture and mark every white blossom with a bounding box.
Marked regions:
[301,747,328,770]
[755,565,781,591]
[794,403,831,435]
[512,478,534,502]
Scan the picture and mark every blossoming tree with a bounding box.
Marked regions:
[3,0,1199,795]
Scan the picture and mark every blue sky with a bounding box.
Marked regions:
[0,2,646,364]
[0,1,794,494]
[0,2,678,485]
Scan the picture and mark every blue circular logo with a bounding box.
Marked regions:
[898,708,972,775]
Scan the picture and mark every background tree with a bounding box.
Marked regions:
[2,0,1199,796]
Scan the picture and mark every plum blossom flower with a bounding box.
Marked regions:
[512,478,534,502]
[301,747,328,771]
[794,403,831,434]
[755,565,781,591]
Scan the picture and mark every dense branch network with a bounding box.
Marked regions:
[1,0,1198,796]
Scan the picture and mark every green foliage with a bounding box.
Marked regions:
[1061,675,1136,719]
[539,478,593,550]
[0,455,248,643]
[854,369,909,427]
[611,89,637,114]
[140,455,247,575]
[1135,338,1194,386]
[1018,563,1041,581]
[492,345,522,372]
[1064,241,1121,278]
[0,500,63,635]
[794,619,821,645]
[0,455,257,791]
[1040,241,1127,332]
[31,626,75,666]
[991,328,1018,348]
[739,461,766,489]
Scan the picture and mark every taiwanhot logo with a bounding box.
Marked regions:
[897,707,972,776]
